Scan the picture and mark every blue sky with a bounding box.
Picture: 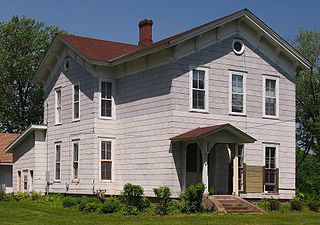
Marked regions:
[0,0,319,45]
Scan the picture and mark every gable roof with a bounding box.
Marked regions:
[5,125,47,153]
[33,8,311,84]
[0,133,19,163]
[60,34,139,62]
[170,123,256,143]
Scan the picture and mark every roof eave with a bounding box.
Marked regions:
[5,125,47,153]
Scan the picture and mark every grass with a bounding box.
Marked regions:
[0,200,320,225]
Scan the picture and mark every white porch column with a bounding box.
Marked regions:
[233,144,239,195]
[201,143,209,194]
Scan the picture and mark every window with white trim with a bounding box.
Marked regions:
[55,88,62,124]
[100,140,112,180]
[237,144,244,192]
[100,81,113,118]
[263,76,279,118]
[23,170,28,192]
[264,144,279,193]
[190,67,208,111]
[73,84,80,120]
[229,71,246,114]
[55,144,61,180]
[72,141,79,180]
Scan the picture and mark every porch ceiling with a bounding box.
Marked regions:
[170,123,256,143]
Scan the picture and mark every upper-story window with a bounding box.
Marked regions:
[100,81,114,118]
[72,84,80,121]
[229,71,246,115]
[189,67,209,112]
[263,76,279,118]
[55,88,62,124]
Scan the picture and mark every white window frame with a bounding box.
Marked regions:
[55,88,62,125]
[262,75,279,119]
[262,143,280,193]
[72,140,79,181]
[23,170,28,192]
[229,70,247,115]
[99,138,115,182]
[54,143,61,182]
[189,66,209,113]
[99,79,116,120]
[72,83,80,121]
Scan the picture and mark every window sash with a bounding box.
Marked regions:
[263,77,278,117]
[264,145,278,193]
[55,145,61,180]
[231,74,244,113]
[73,142,79,179]
[101,82,112,117]
[55,90,62,123]
[100,140,112,180]
[192,69,206,110]
[73,85,80,119]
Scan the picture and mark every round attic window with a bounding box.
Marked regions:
[232,39,245,55]
[64,57,70,71]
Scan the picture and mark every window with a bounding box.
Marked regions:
[100,81,113,118]
[55,144,61,180]
[73,84,80,120]
[100,140,112,180]
[232,39,245,55]
[264,144,279,193]
[17,171,21,192]
[190,67,209,112]
[237,145,244,192]
[30,170,33,191]
[23,170,28,192]
[186,143,198,172]
[263,76,279,118]
[72,141,79,180]
[64,57,70,71]
[55,88,62,124]
[229,71,246,115]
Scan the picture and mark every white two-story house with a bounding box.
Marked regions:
[6,9,310,199]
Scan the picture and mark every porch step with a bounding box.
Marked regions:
[204,195,265,214]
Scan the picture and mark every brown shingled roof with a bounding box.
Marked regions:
[0,133,18,163]
[59,34,139,62]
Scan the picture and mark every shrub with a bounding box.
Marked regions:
[122,205,139,216]
[78,196,101,213]
[290,197,303,211]
[268,199,281,211]
[30,192,42,201]
[153,186,172,215]
[62,197,78,208]
[180,183,205,213]
[208,187,216,196]
[257,199,269,211]
[307,199,320,212]
[14,192,30,201]
[120,183,149,212]
[100,197,122,214]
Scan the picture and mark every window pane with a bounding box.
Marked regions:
[193,90,205,109]
[73,143,78,161]
[265,97,276,116]
[106,141,112,160]
[232,75,243,93]
[56,145,61,162]
[55,163,60,180]
[101,82,107,98]
[74,102,79,119]
[74,85,79,101]
[73,163,78,179]
[232,94,243,112]
[266,79,276,97]
[101,142,106,160]
[101,162,112,180]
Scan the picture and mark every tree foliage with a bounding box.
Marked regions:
[295,30,320,165]
[0,16,63,132]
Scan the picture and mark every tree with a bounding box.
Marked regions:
[295,30,320,166]
[0,16,64,133]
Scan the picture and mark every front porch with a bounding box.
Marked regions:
[171,123,256,196]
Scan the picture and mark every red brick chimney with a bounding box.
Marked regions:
[138,19,153,47]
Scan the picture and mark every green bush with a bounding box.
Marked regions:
[100,197,122,214]
[290,197,303,211]
[62,197,79,208]
[120,183,149,212]
[268,199,281,211]
[180,183,205,213]
[122,205,139,216]
[78,196,101,213]
[153,186,172,215]
[307,199,320,212]
[14,192,30,201]
[30,192,42,201]
[257,199,269,211]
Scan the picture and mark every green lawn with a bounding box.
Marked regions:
[0,201,319,225]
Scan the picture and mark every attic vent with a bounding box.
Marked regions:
[232,39,244,55]
[64,57,70,71]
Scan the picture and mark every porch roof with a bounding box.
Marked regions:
[170,123,256,143]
